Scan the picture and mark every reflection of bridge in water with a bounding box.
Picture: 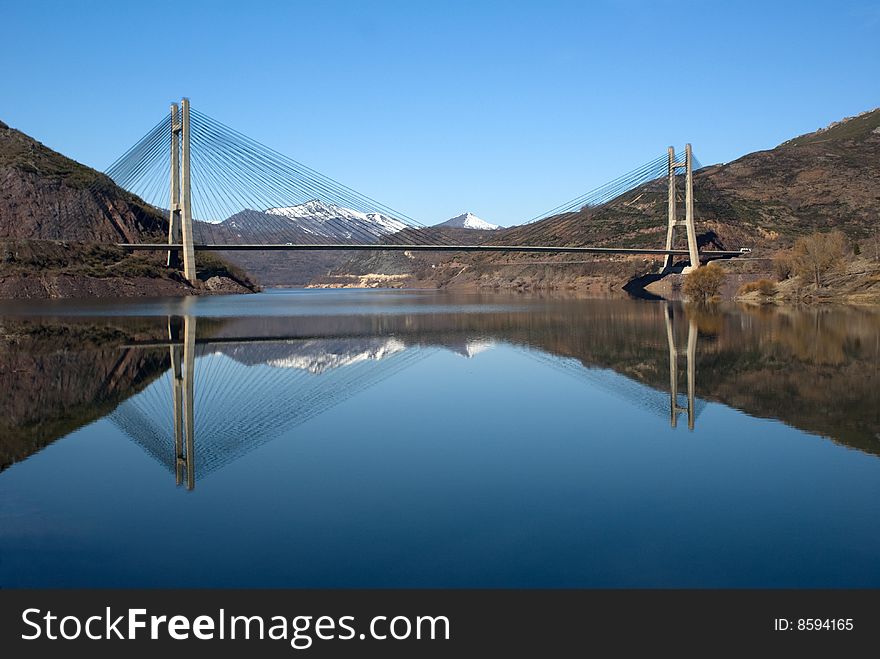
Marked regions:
[110,309,701,490]
[524,306,701,431]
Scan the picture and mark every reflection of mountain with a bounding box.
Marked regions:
[217,338,408,374]
[445,339,496,358]
[1,299,878,481]
[112,340,434,481]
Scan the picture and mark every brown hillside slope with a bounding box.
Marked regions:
[322,108,880,291]
[505,107,880,251]
[0,120,257,297]
[0,120,166,242]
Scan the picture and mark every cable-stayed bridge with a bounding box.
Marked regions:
[98,98,747,283]
[109,309,702,491]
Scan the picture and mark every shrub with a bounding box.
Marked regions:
[737,278,777,297]
[756,278,777,295]
[682,263,725,303]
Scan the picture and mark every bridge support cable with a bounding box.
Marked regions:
[505,152,679,248]
[185,107,466,247]
[100,100,746,268]
[100,99,459,268]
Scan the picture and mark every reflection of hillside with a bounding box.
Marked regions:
[688,306,880,454]
[527,304,880,454]
[0,321,171,471]
[1,299,877,475]
[510,304,880,454]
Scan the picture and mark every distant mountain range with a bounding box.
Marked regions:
[266,200,407,239]
[205,200,406,244]
[202,203,501,285]
[202,202,498,245]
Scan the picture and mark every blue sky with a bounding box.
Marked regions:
[1,0,877,225]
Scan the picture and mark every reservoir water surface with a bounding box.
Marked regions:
[1,289,878,587]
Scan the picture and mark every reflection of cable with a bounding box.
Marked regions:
[109,340,435,479]
[521,347,706,422]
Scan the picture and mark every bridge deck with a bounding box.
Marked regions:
[120,243,747,257]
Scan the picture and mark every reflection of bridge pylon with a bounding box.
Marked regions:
[114,309,706,491]
[664,305,697,430]
[114,314,435,491]
[169,315,196,489]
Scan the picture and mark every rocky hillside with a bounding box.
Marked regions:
[0,120,256,298]
[324,108,880,292]
[505,108,880,251]
[0,120,166,242]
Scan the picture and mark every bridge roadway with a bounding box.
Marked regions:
[120,243,748,257]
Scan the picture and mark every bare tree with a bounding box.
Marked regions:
[790,231,847,288]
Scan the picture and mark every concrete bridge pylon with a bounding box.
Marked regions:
[662,143,700,272]
[167,98,196,283]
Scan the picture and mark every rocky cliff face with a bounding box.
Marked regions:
[0,120,167,242]
[0,120,258,298]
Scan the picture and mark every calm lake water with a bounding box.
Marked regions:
[1,289,879,588]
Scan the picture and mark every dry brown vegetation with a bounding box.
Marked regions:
[682,264,726,302]
[792,231,847,287]
[737,278,777,297]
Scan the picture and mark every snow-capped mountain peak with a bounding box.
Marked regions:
[436,212,500,230]
[264,200,407,237]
